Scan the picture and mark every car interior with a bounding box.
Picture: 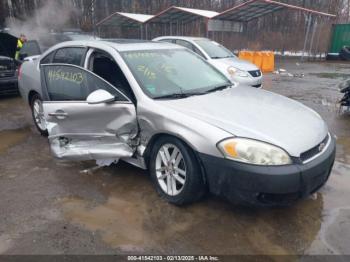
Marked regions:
[89,51,136,103]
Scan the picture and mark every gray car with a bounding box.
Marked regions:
[154,36,263,88]
[19,40,335,206]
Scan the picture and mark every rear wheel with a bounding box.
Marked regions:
[149,136,205,205]
[30,94,48,136]
[340,46,350,61]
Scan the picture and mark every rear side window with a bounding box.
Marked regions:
[40,52,54,64]
[159,39,175,44]
[20,41,41,57]
[175,40,205,59]
[52,47,85,66]
[41,64,128,102]
[175,40,193,50]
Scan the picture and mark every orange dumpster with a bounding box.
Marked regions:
[261,51,275,73]
[239,51,254,63]
[238,50,247,60]
[253,52,263,69]
[239,50,275,73]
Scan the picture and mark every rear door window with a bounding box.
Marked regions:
[52,47,86,66]
[159,39,175,44]
[175,40,205,59]
[40,52,54,64]
[175,40,193,50]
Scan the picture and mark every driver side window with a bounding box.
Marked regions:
[41,64,128,102]
[88,50,136,103]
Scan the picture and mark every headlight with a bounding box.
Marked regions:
[227,66,249,77]
[217,138,292,166]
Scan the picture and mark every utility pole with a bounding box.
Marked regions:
[91,0,96,37]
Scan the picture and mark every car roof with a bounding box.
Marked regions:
[46,39,184,53]
[154,36,210,42]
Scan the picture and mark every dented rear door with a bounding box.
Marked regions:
[40,64,138,161]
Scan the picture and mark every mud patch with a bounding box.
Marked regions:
[58,163,323,255]
[0,234,13,254]
[58,165,195,253]
[0,128,30,155]
[59,195,193,252]
[324,209,350,254]
[306,161,350,254]
[0,97,29,130]
[60,196,147,251]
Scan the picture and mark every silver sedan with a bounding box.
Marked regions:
[154,36,263,88]
[19,40,335,206]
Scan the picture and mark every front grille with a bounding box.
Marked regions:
[0,71,15,77]
[0,59,14,71]
[248,70,262,78]
[300,134,329,162]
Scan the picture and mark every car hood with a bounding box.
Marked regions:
[210,57,259,72]
[163,86,328,157]
[0,32,17,59]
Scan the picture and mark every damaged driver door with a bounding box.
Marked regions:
[40,64,138,162]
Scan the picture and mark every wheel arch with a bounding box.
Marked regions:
[28,90,40,106]
[142,132,208,185]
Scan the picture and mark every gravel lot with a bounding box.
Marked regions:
[0,58,349,255]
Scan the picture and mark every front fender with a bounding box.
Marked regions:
[137,100,231,159]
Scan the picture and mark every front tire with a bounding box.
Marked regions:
[30,94,48,136]
[149,136,205,205]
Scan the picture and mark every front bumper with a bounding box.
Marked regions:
[0,75,18,95]
[198,135,336,206]
[231,75,263,88]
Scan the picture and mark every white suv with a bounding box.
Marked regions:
[154,36,263,88]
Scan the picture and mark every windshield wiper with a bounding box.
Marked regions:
[205,84,232,94]
[211,55,234,59]
[153,84,232,99]
[153,93,191,100]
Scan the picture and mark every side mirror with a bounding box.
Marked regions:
[86,89,115,104]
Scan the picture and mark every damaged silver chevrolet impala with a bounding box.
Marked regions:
[19,40,336,206]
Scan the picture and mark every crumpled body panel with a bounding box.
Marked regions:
[49,135,134,161]
[43,101,138,163]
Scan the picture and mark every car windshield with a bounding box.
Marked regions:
[194,39,235,59]
[121,49,231,99]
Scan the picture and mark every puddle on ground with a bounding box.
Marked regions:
[0,234,13,254]
[59,163,325,255]
[59,165,195,253]
[0,128,30,155]
[336,137,350,164]
[306,160,350,254]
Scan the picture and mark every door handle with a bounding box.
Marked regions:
[49,110,68,119]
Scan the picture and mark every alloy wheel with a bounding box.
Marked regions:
[155,143,187,196]
[33,99,46,131]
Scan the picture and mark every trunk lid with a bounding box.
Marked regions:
[0,32,17,59]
